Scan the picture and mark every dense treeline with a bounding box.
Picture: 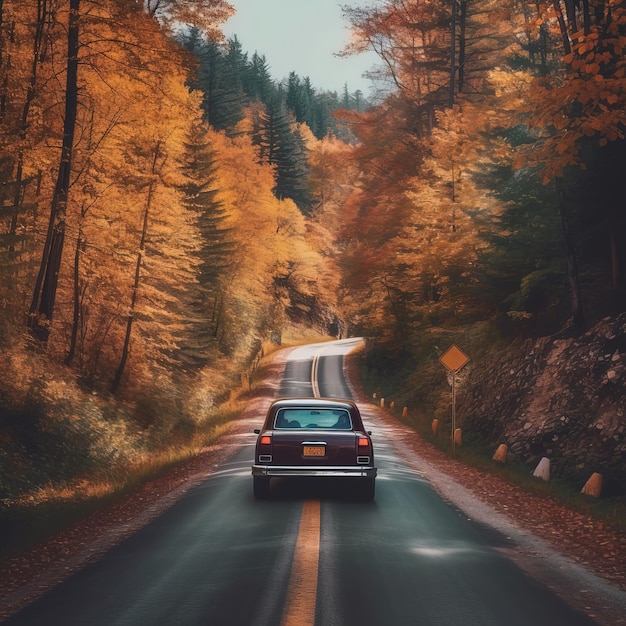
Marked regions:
[180,29,369,212]
[181,30,368,139]
[335,1,626,487]
[334,0,626,495]
[0,0,356,506]
[338,0,626,347]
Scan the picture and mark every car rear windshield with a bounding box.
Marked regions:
[274,408,352,430]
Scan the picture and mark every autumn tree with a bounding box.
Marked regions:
[343,0,452,136]
[308,134,357,215]
[143,0,234,38]
[338,1,557,339]
[521,1,626,314]
[335,99,425,339]
[0,0,352,502]
[3,0,56,257]
[10,0,214,385]
[0,0,59,327]
[28,0,80,342]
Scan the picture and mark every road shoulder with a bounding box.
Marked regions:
[345,352,626,626]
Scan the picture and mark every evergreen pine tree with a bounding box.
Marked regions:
[342,83,351,109]
[178,124,234,366]
[353,89,364,112]
[200,40,245,131]
[477,163,566,329]
[225,36,249,81]
[255,94,312,213]
[179,29,245,132]
[286,72,313,125]
[245,52,275,104]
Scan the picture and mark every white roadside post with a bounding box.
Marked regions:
[439,344,470,456]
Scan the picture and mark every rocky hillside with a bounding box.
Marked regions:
[462,314,626,496]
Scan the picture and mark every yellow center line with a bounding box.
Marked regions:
[280,500,321,626]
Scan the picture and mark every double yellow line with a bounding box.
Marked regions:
[280,345,334,623]
[280,500,321,626]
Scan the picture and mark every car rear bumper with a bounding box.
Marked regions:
[252,464,377,478]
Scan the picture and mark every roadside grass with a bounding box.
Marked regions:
[395,406,626,534]
[0,331,333,562]
[459,434,626,533]
[0,405,240,561]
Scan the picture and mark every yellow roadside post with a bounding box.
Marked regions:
[492,444,508,463]
[581,472,603,497]
[454,428,462,447]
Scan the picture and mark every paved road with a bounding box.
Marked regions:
[2,339,599,625]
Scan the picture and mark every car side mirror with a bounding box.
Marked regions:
[254,429,260,434]
[368,431,372,436]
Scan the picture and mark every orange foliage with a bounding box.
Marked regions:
[522,2,626,180]
[0,0,343,391]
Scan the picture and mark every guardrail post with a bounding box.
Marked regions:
[581,472,603,497]
[533,457,550,481]
[454,428,462,447]
[492,444,508,463]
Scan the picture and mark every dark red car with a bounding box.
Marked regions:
[251,398,377,500]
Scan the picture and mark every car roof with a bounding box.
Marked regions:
[269,397,358,411]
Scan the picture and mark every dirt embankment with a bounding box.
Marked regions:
[462,314,626,493]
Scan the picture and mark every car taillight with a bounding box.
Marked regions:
[357,436,371,464]
[258,434,272,463]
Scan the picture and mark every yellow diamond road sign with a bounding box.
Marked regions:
[439,344,470,373]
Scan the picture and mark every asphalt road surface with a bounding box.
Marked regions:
[2,339,602,625]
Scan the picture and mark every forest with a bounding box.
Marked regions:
[0,0,625,513]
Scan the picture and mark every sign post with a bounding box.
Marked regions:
[439,344,470,456]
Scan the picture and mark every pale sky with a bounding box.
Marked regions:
[222,0,379,95]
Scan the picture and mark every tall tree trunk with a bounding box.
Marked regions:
[65,207,85,365]
[557,186,586,331]
[28,0,79,341]
[0,0,4,69]
[552,0,572,55]
[457,0,467,94]
[581,0,592,34]
[609,222,621,294]
[9,1,51,252]
[449,0,457,107]
[563,0,578,33]
[111,142,161,393]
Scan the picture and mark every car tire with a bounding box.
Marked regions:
[361,478,375,501]
[253,476,271,499]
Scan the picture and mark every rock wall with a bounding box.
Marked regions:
[462,314,626,495]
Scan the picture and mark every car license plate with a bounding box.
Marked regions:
[303,446,325,457]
